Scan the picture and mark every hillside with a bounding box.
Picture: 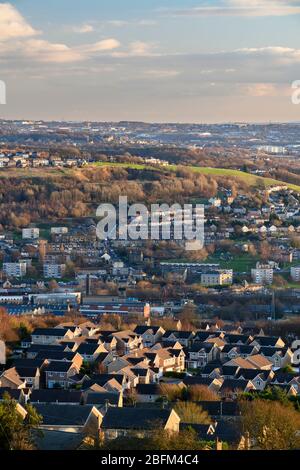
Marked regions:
[1,163,300,193]
[94,162,300,192]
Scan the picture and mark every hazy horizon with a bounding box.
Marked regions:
[1,1,300,122]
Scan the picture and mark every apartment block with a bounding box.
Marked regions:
[291,266,300,282]
[251,263,274,285]
[43,263,66,279]
[22,227,40,239]
[201,270,233,287]
[3,261,27,278]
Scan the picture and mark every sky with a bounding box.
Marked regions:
[1,0,300,123]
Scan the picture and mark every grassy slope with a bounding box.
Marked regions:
[1,162,300,192]
[94,162,300,192]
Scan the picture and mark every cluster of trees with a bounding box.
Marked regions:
[0,307,62,343]
[159,384,219,403]
[0,393,42,450]
[0,165,248,230]
[97,427,212,451]
[240,398,300,450]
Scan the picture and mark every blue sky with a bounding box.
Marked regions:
[1,1,300,122]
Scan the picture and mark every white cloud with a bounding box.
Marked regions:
[112,41,158,58]
[166,0,300,17]
[72,23,94,34]
[0,3,39,41]
[0,36,122,64]
[241,82,291,96]
[143,69,181,79]
[0,4,122,64]
[130,41,153,56]
[22,39,84,63]
[105,19,157,27]
[81,38,121,53]
[235,46,300,63]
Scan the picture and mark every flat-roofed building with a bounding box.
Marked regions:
[51,227,68,235]
[43,263,66,279]
[201,270,233,287]
[291,266,300,282]
[251,263,273,285]
[3,261,27,278]
[22,227,40,239]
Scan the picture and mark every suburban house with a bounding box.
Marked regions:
[219,379,256,398]
[94,351,115,371]
[83,374,126,393]
[111,330,143,354]
[162,330,195,348]
[187,342,219,369]
[0,367,27,389]
[100,407,180,440]
[133,326,165,347]
[31,328,75,345]
[258,346,293,369]
[271,372,300,393]
[26,344,66,359]
[14,365,41,389]
[250,336,285,349]
[223,334,253,345]
[55,324,82,337]
[76,343,107,363]
[220,344,259,363]
[235,369,274,390]
[181,421,247,450]
[130,367,151,384]
[151,346,185,372]
[183,376,223,394]
[35,350,83,370]
[224,354,273,370]
[84,391,123,408]
[98,332,117,352]
[136,383,162,402]
[34,403,103,436]
[0,387,27,404]
[44,361,80,388]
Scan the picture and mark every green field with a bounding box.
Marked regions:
[165,254,259,273]
[205,255,259,273]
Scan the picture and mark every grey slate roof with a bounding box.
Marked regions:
[197,401,241,416]
[44,361,73,373]
[85,392,120,405]
[34,430,84,450]
[32,328,68,337]
[30,389,82,404]
[34,404,95,426]
[0,387,23,401]
[101,407,174,430]
[136,383,161,395]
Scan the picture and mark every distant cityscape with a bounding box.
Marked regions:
[2,0,300,456]
[1,120,300,152]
